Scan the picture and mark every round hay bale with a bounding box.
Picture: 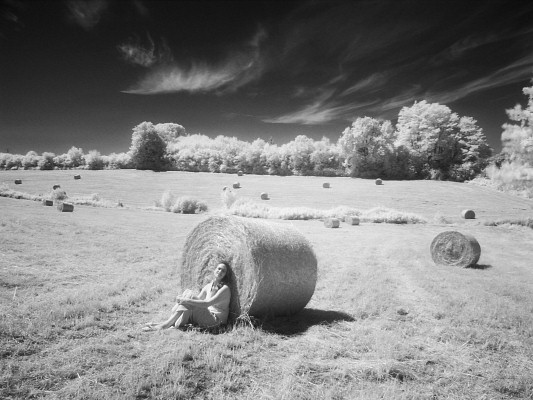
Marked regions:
[430,231,481,268]
[233,182,241,189]
[237,170,243,176]
[74,174,81,180]
[461,209,475,219]
[324,218,340,228]
[260,192,269,200]
[322,182,330,188]
[43,199,53,206]
[345,215,360,225]
[14,179,22,184]
[180,216,317,320]
[53,184,61,190]
[57,202,74,212]
[375,178,383,185]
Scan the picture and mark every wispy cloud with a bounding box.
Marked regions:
[66,0,108,30]
[341,72,388,96]
[123,28,266,94]
[118,34,168,67]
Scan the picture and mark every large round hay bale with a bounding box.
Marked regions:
[345,215,360,225]
[57,202,74,212]
[233,182,241,189]
[260,192,269,200]
[43,199,53,206]
[14,179,22,184]
[237,170,243,176]
[461,209,475,219]
[324,218,340,228]
[430,231,480,268]
[180,216,317,320]
[74,175,81,180]
[322,182,330,188]
[375,178,383,185]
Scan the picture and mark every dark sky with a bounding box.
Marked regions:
[2,0,533,155]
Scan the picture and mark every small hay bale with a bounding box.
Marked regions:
[461,209,475,219]
[237,170,243,176]
[57,202,74,212]
[74,174,81,180]
[375,178,383,185]
[260,192,269,200]
[180,216,317,320]
[345,215,360,225]
[53,184,61,190]
[43,199,53,206]
[430,231,481,268]
[322,182,330,188]
[14,179,22,184]
[324,218,340,228]
[233,182,241,189]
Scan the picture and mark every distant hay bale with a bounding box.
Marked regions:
[430,231,481,268]
[345,215,360,225]
[237,170,243,176]
[14,179,22,185]
[233,182,241,189]
[375,178,383,185]
[57,202,74,212]
[74,175,81,180]
[260,192,269,200]
[324,218,340,228]
[43,199,53,206]
[322,182,330,188]
[53,184,61,190]
[180,216,317,320]
[461,209,475,219]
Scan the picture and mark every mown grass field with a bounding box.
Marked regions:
[1,170,533,399]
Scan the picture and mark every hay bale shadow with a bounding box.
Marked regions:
[467,263,492,270]
[260,308,355,335]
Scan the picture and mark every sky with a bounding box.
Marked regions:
[1,0,533,155]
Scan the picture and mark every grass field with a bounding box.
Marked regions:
[1,170,533,399]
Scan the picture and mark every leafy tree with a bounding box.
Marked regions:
[66,146,84,168]
[22,151,39,169]
[129,122,168,170]
[38,152,55,170]
[85,150,105,170]
[154,123,187,144]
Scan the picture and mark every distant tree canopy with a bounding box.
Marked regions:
[129,122,170,171]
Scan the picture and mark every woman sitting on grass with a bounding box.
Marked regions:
[143,262,231,331]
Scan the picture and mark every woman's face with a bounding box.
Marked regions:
[214,263,227,281]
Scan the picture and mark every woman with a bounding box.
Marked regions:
[143,262,231,331]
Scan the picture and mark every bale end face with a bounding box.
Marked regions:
[14,179,22,184]
[57,202,74,212]
[324,218,340,228]
[430,231,480,268]
[260,192,269,200]
[233,182,241,189]
[322,182,330,188]
[237,171,243,176]
[43,199,53,206]
[74,175,81,180]
[53,185,61,190]
[375,178,383,185]
[345,215,360,225]
[461,209,475,219]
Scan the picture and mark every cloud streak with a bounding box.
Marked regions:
[66,0,108,30]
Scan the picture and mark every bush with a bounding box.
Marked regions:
[171,197,208,214]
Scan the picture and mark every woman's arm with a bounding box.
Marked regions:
[178,285,230,308]
[176,285,208,303]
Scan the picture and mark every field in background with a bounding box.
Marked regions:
[1,171,533,399]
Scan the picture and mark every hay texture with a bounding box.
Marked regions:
[43,199,53,206]
[430,231,481,268]
[57,202,74,212]
[375,178,383,185]
[74,175,81,180]
[324,218,340,228]
[233,182,241,189]
[260,192,270,200]
[345,215,360,225]
[14,179,22,185]
[461,209,476,219]
[180,216,317,320]
[322,182,330,188]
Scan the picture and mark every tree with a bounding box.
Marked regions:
[338,117,396,178]
[66,146,84,168]
[129,122,168,170]
[85,150,105,170]
[38,152,55,170]
[154,123,187,144]
[501,82,533,166]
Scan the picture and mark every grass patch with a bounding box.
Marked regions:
[484,217,533,229]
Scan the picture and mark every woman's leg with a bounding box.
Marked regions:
[174,309,192,328]
[149,304,189,330]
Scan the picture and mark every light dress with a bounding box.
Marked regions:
[179,282,231,327]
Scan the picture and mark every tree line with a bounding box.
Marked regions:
[2,82,533,182]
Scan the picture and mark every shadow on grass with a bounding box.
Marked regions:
[260,308,355,336]
[468,264,492,270]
